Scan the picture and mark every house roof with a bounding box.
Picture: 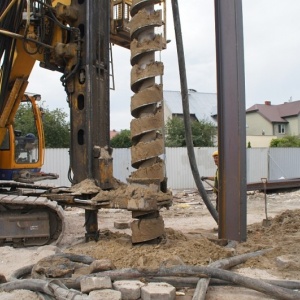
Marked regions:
[163,90,217,125]
[110,130,119,139]
[246,100,300,123]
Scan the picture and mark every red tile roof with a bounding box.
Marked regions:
[110,130,119,139]
[246,100,300,123]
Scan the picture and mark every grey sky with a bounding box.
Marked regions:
[27,0,300,130]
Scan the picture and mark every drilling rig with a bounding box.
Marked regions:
[0,0,172,247]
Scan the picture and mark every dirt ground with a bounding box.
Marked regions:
[0,188,300,299]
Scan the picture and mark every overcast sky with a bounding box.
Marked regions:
[27,0,300,130]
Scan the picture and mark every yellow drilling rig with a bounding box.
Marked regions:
[0,0,172,247]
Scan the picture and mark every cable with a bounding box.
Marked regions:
[171,0,218,223]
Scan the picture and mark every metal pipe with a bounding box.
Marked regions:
[261,178,268,220]
[0,0,18,23]
[0,29,54,50]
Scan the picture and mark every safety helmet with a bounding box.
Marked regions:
[212,150,218,157]
[25,133,36,143]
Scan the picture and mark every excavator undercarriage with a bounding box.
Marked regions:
[0,192,64,247]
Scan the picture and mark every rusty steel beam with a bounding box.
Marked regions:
[66,0,112,188]
[214,0,247,242]
[247,178,300,191]
[64,0,111,240]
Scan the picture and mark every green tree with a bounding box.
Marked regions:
[270,135,300,147]
[42,108,70,148]
[165,116,216,147]
[110,129,132,148]
[165,117,185,147]
[191,119,216,147]
[14,102,38,136]
[14,103,70,148]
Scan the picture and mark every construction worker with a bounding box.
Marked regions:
[201,150,219,211]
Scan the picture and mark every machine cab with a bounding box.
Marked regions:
[0,94,44,181]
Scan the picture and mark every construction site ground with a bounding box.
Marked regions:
[1,188,300,299]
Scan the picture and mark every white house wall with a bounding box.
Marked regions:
[285,116,299,136]
[163,101,172,123]
[246,113,273,136]
[246,135,276,148]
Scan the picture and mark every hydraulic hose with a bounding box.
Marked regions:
[171,0,218,223]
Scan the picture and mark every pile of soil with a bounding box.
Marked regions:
[64,189,300,281]
[66,227,232,270]
[236,209,300,280]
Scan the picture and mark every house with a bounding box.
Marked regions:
[163,89,217,145]
[246,100,300,147]
[110,130,119,139]
[246,100,300,136]
[163,89,217,125]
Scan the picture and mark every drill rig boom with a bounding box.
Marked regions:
[0,0,171,247]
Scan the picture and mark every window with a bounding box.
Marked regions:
[14,102,39,164]
[0,129,10,150]
[278,124,285,134]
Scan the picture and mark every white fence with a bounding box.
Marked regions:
[42,147,300,189]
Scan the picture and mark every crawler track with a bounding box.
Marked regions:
[0,194,65,247]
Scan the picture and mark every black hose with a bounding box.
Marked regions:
[171,0,218,223]
[10,253,95,281]
[9,264,34,281]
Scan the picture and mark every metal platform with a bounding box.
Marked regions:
[247,178,300,191]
